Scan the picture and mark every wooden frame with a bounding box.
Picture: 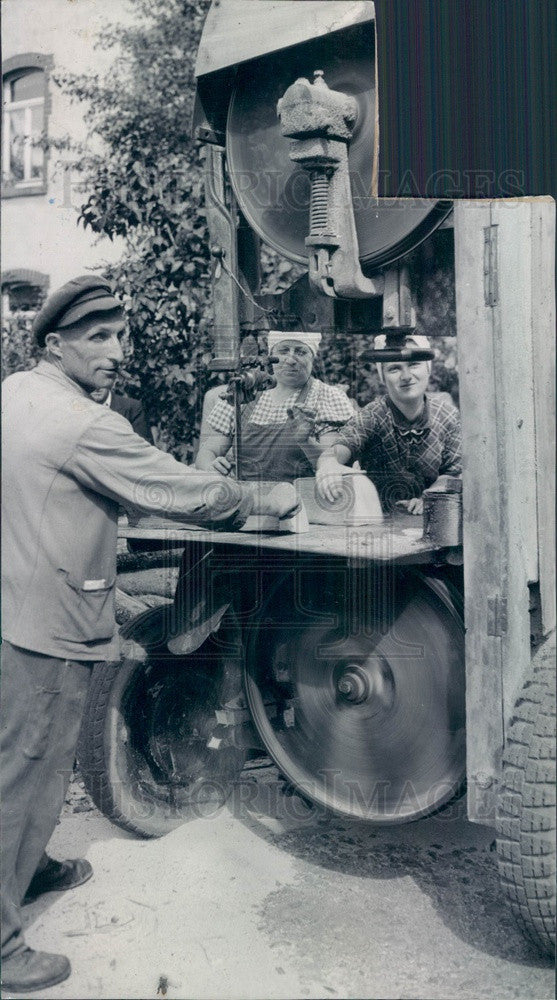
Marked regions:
[454,198,555,824]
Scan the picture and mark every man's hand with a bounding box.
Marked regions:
[316,457,347,503]
[211,456,233,476]
[246,482,300,519]
[286,405,317,444]
[396,497,424,515]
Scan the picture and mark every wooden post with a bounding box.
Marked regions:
[454,198,555,825]
[203,145,240,368]
[530,200,556,635]
[382,263,416,330]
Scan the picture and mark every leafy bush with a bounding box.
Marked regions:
[52,0,214,459]
[1,314,40,377]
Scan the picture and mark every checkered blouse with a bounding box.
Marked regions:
[335,394,462,507]
[207,378,355,439]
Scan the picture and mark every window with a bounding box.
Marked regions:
[2,54,52,196]
[2,270,49,316]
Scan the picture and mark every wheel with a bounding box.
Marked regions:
[496,637,556,956]
[78,607,245,838]
[244,567,465,822]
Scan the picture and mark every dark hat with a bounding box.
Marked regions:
[33,275,122,347]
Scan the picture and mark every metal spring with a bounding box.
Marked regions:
[310,173,329,233]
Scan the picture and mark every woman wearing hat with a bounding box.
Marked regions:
[195,331,355,482]
[316,334,461,514]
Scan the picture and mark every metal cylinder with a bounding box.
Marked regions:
[422,490,462,547]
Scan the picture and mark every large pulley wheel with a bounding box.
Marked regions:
[226,24,451,269]
[245,569,465,822]
[78,608,245,838]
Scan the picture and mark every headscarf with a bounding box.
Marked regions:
[374,334,433,383]
[267,330,322,357]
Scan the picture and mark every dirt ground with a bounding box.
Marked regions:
[10,768,555,1000]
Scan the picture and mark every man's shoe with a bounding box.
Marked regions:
[1,948,71,993]
[23,856,93,905]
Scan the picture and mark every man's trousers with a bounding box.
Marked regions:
[1,642,93,958]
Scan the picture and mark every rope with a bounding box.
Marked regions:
[217,254,278,317]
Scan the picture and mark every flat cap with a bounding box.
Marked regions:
[33,275,122,347]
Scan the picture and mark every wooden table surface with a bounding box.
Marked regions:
[119,512,462,566]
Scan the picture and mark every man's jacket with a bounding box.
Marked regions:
[1,361,251,661]
[110,391,151,442]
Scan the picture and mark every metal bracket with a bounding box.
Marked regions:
[487,595,508,636]
[215,705,253,726]
[483,225,499,307]
[278,70,383,300]
[382,263,416,330]
[207,698,276,751]
[196,124,226,146]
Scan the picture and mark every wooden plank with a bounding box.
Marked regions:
[491,201,540,722]
[119,513,455,565]
[456,198,555,824]
[492,201,538,582]
[454,201,505,823]
[195,1,375,77]
[530,199,556,634]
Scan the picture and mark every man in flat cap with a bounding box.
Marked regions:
[1,274,297,993]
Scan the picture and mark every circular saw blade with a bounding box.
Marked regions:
[226,31,451,270]
[245,572,465,822]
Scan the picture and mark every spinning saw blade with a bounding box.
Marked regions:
[227,36,451,270]
[245,573,465,822]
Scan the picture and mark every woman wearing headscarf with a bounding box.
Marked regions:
[316,334,461,514]
[195,331,355,482]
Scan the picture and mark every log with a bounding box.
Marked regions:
[117,567,180,598]
[115,588,172,627]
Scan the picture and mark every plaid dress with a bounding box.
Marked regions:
[207,379,355,438]
[336,394,462,508]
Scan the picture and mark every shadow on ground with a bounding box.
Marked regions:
[229,767,553,972]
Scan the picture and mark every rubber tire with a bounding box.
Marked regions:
[77,656,187,838]
[78,644,244,839]
[496,638,556,957]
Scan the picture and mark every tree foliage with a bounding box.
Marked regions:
[1,314,39,377]
[38,0,458,459]
[55,0,213,458]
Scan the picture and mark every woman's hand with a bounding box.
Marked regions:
[195,433,233,474]
[315,457,347,503]
[396,497,424,515]
[286,405,317,444]
[211,456,233,476]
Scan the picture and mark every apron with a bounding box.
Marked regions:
[236,378,316,482]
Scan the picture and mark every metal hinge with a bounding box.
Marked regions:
[487,595,508,636]
[483,225,499,306]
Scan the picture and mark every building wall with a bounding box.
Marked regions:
[2,0,131,300]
